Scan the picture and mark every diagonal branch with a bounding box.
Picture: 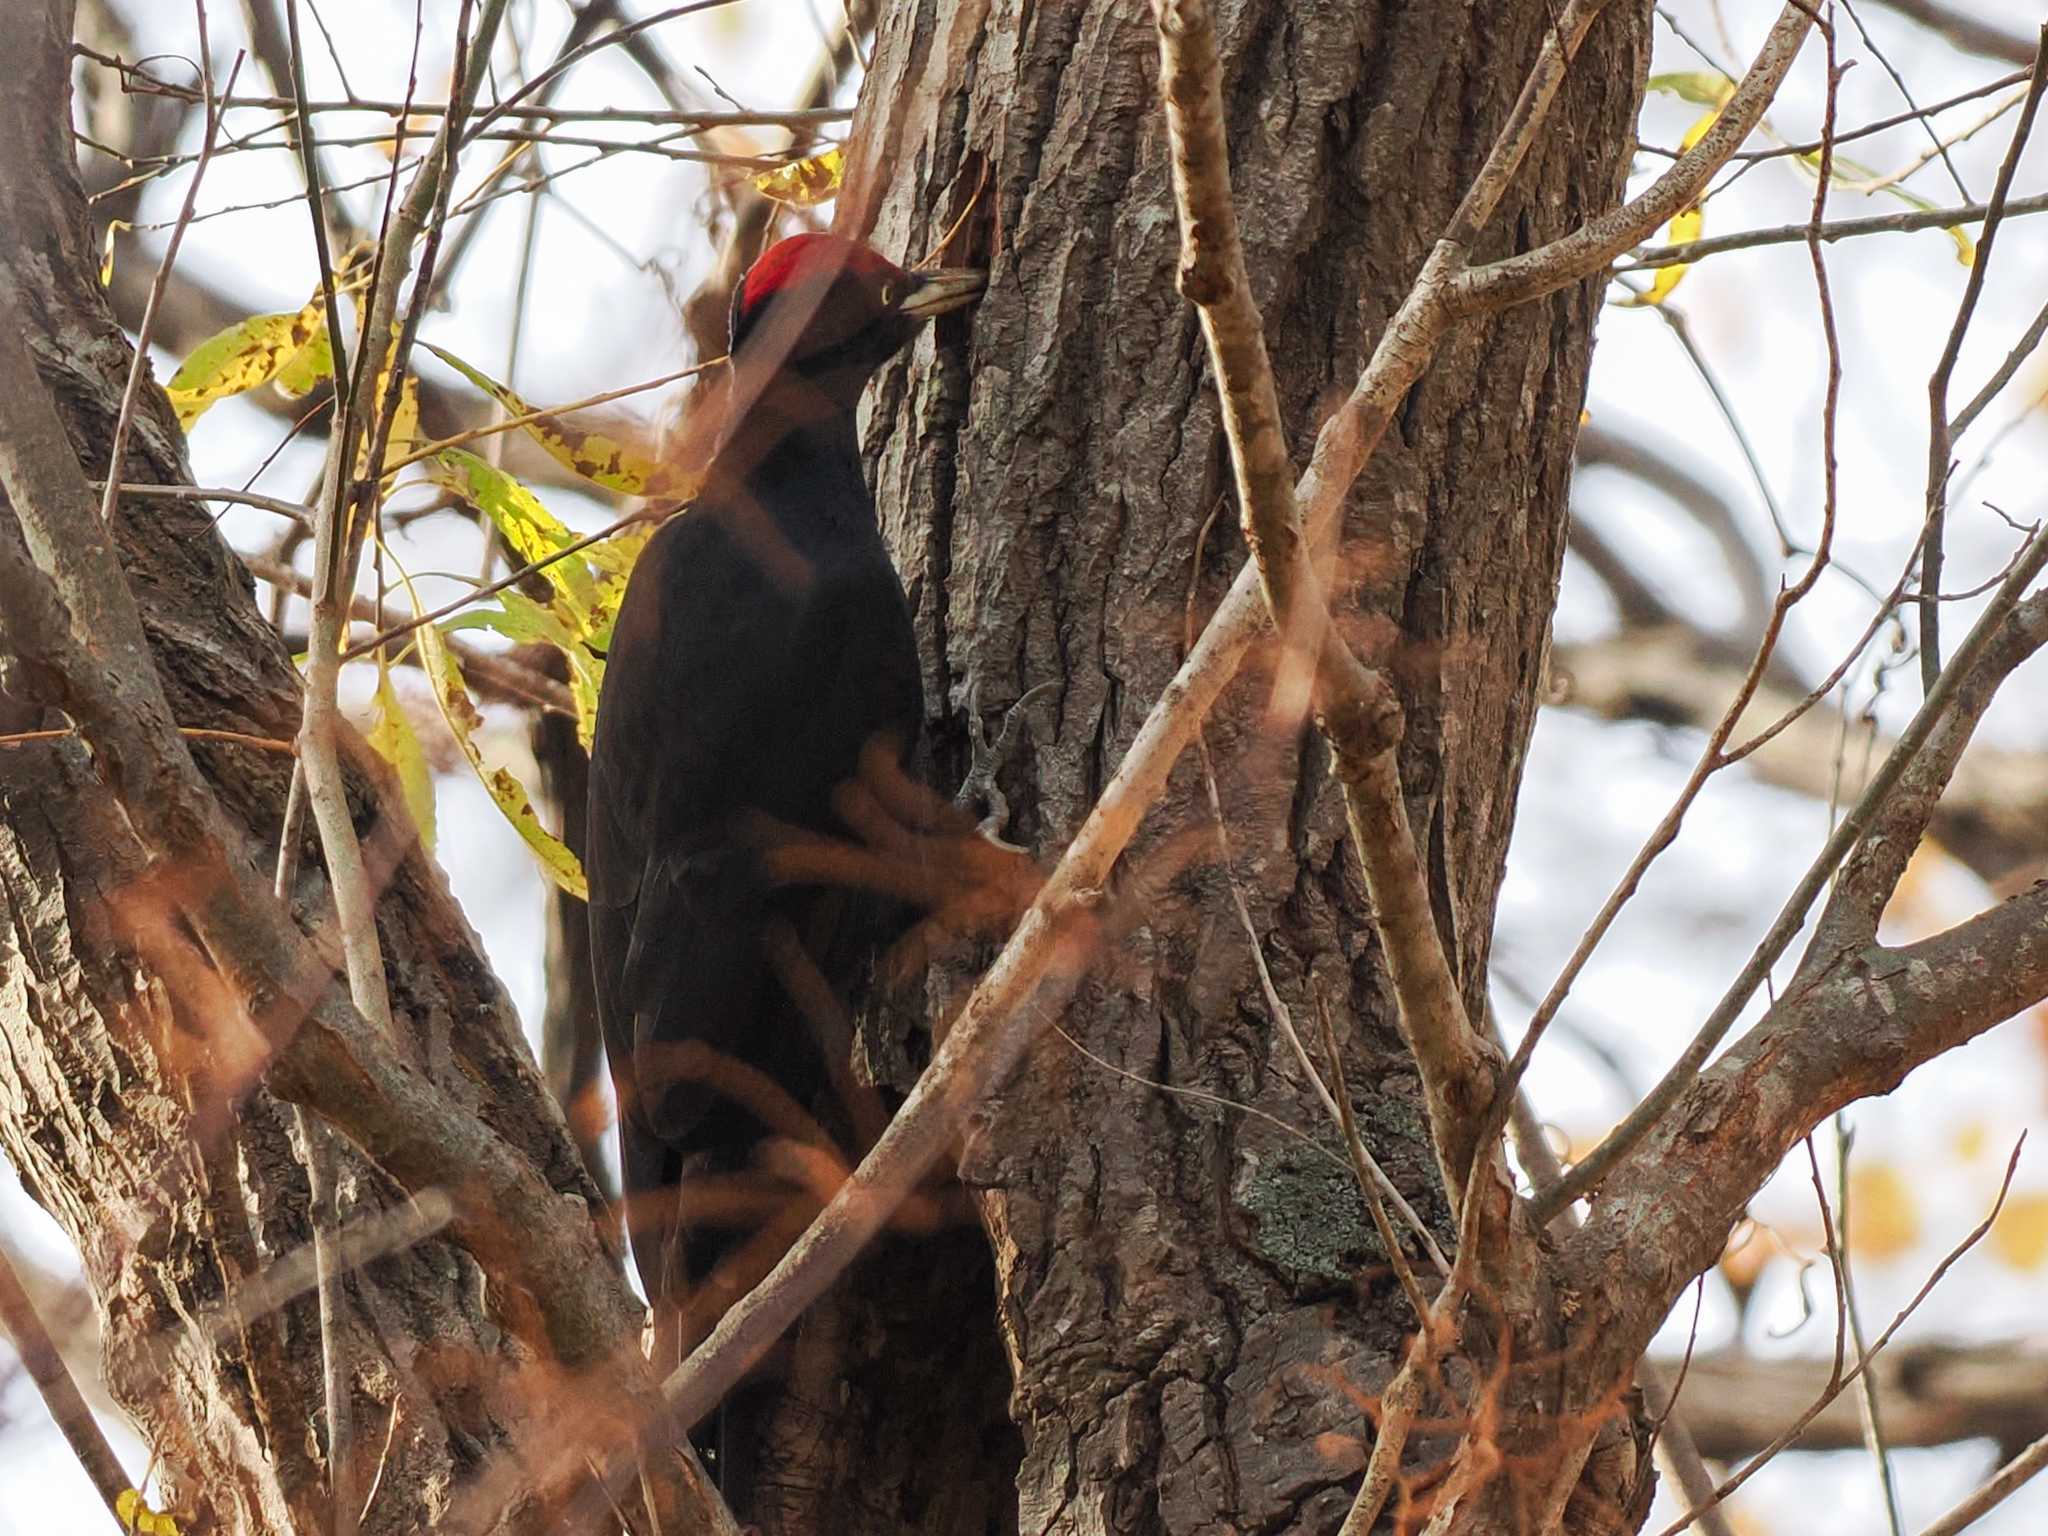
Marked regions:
[1447,2,1818,316]
[1154,0,1494,1209]
[0,1242,130,1529]
[1538,531,2048,1220]
[1565,882,2048,1453]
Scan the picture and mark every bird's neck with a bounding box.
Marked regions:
[710,371,874,531]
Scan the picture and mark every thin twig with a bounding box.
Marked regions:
[284,0,354,411]
[194,1192,455,1341]
[1840,0,1970,200]
[1953,292,2048,440]
[1655,1140,2025,1536]
[96,24,242,530]
[336,509,655,662]
[1714,65,2033,164]
[464,0,746,143]
[1627,187,2048,268]
[1921,28,2048,688]
[0,726,294,754]
[1450,3,1818,314]
[383,355,718,479]
[1833,1116,1906,1536]
[1156,0,1521,1212]
[0,1243,131,1528]
[66,60,847,128]
[92,481,313,526]
[1319,994,1437,1320]
[355,1396,404,1529]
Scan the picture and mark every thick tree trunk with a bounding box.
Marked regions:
[855,0,1649,1529]
[0,6,624,1532]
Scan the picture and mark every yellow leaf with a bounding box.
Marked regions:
[165,301,324,427]
[1845,1163,1920,1262]
[1622,203,1704,307]
[414,611,586,899]
[586,518,654,651]
[115,1490,181,1536]
[1951,1119,1989,1164]
[99,218,132,287]
[753,144,845,207]
[387,372,422,462]
[418,341,692,498]
[1990,1191,2048,1271]
[1619,107,1718,308]
[366,663,436,851]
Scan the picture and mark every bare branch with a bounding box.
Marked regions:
[1815,586,2048,949]
[1870,0,2038,66]
[1154,0,1496,1207]
[1449,3,1818,314]
[1635,1145,2026,1536]
[0,1241,130,1528]
[1667,1344,2048,1459]
[1628,187,2048,268]
[1917,1427,2048,1536]
[1537,529,2048,1220]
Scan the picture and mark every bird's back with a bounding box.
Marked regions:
[586,450,921,1303]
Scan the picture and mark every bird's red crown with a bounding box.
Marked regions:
[736,234,904,322]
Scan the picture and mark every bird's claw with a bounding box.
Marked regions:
[958,679,1055,843]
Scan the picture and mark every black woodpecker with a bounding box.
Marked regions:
[586,234,982,1327]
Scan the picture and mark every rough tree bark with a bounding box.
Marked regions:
[852,0,1649,1529]
[0,6,632,1533]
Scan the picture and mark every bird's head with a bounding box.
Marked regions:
[727,234,983,409]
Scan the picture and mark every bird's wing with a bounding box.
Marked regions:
[586,510,788,1149]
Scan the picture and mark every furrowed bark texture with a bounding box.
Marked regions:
[0,6,621,1532]
[855,0,1648,1529]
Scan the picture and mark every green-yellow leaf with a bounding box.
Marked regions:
[551,642,605,752]
[415,616,586,898]
[166,300,324,427]
[753,144,845,207]
[274,320,334,398]
[586,519,654,651]
[1645,71,1735,108]
[1797,149,1976,267]
[418,340,691,497]
[366,664,436,851]
[426,448,601,619]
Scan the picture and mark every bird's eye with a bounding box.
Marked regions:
[880,284,895,306]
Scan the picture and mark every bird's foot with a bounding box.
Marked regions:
[957,680,1055,847]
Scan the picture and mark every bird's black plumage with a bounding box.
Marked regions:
[586,235,980,1317]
